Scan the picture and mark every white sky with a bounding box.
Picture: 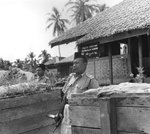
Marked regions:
[0,0,123,62]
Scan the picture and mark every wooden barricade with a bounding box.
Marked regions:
[69,93,150,134]
[0,89,62,134]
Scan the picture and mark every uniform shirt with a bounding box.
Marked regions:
[60,73,99,134]
[35,75,50,83]
[62,72,99,99]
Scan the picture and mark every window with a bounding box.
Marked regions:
[98,44,108,57]
[120,43,128,55]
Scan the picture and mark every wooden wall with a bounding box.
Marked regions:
[0,90,62,134]
[86,55,129,85]
[69,94,150,134]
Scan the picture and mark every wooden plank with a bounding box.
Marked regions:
[118,132,140,134]
[138,36,143,67]
[71,93,98,98]
[69,106,101,128]
[128,38,132,74]
[0,110,59,134]
[117,107,150,133]
[108,44,113,84]
[69,97,100,106]
[0,90,61,110]
[109,98,117,134]
[0,98,61,122]
[115,96,150,107]
[20,125,60,134]
[111,93,150,98]
[148,35,150,57]
[99,98,117,134]
[70,94,150,107]
[72,126,101,134]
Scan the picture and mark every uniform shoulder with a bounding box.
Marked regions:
[85,73,95,79]
[69,73,75,77]
[66,73,75,80]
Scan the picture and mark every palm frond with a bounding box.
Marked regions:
[46,6,68,37]
[51,14,57,19]
[53,7,60,16]
[65,1,75,7]
[46,18,55,23]
[62,19,69,24]
[46,22,53,30]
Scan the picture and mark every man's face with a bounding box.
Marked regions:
[73,58,87,74]
[36,67,44,77]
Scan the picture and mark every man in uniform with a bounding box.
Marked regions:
[35,64,49,83]
[58,53,99,134]
[62,53,99,99]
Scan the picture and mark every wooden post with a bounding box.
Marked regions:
[93,59,96,78]
[138,36,143,67]
[128,38,132,74]
[99,98,117,134]
[148,35,150,57]
[108,44,113,84]
[77,44,81,53]
[147,35,150,73]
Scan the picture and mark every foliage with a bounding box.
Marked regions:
[136,67,145,83]
[46,7,69,36]
[26,52,37,73]
[46,7,69,57]
[38,50,51,64]
[129,67,145,83]
[0,58,12,70]
[95,4,108,13]
[65,0,107,24]
[14,59,23,69]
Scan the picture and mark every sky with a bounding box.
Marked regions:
[0,0,123,62]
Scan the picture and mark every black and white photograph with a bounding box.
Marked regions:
[0,0,150,133]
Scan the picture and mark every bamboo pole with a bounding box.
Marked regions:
[128,38,132,74]
[108,44,113,84]
[138,36,143,67]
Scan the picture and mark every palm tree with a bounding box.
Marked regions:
[14,59,22,69]
[27,52,35,62]
[27,52,36,72]
[22,58,29,71]
[46,7,69,57]
[0,58,4,69]
[65,0,105,24]
[3,60,12,70]
[95,4,108,13]
[38,50,51,64]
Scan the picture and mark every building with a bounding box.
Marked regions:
[56,55,74,78]
[45,56,73,78]
[44,56,64,76]
[49,0,150,85]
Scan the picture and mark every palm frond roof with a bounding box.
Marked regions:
[49,0,150,47]
[56,55,74,64]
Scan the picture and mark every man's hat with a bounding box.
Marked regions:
[74,52,87,63]
[74,52,82,60]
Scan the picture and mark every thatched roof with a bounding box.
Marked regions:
[49,0,150,47]
[44,59,56,65]
[44,57,65,65]
[56,55,74,64]
[45,55,73,66]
